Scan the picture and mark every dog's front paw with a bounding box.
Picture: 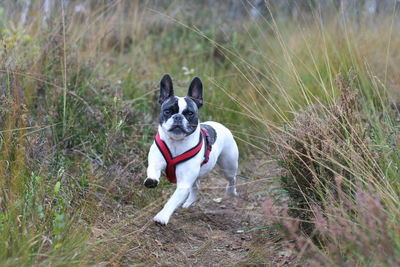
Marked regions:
[153,212,169,225]
[144,178,159,188]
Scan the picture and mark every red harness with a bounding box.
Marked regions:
[155,128,212,184]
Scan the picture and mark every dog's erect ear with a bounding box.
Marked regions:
[187,77,203,108]
[159,74,174,105]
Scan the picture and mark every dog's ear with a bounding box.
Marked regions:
[187,77,203,108]
[159,74,174,105]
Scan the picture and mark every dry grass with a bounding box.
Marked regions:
[0,1,399,265]
[226,7,400,265]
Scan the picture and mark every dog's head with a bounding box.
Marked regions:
[158,74,203,140]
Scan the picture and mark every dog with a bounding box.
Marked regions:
[144,74,239,225]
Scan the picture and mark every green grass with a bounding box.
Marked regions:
[0,0,399,265]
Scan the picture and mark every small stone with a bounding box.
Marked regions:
[231,245,241,250]
[278,250,292,257]
[212,197,222,203]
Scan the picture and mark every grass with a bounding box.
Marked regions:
[0,0,399,265]
[235,6,400,266]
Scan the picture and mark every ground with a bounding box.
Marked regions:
[91,156,295,266]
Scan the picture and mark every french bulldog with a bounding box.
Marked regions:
[144,74,239,225]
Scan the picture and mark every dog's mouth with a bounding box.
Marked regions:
[169,124,183,130]
[169,125,189,134]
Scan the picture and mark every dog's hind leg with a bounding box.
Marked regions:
[182,179,200,208]
[220,161,238,196]
[217,143,239,196]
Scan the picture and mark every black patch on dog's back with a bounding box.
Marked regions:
[159,97,179,124]
[200,124,217,144]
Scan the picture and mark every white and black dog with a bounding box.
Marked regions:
[144,74,239,225]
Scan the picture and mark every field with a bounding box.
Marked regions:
[0,1,399,265]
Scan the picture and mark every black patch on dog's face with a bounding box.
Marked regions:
[183,97,199,134]
[159,97,179,124]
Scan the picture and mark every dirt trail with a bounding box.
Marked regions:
[94,156,287,266]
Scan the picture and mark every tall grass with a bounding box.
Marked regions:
[226,6,400,265]
[0,1,253,264]
[0,69,91,264]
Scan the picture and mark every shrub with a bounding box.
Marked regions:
[271,72,400,264]
[276,72,377,231]
[264,185,400,266]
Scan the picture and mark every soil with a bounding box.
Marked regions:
[92,156,296,266]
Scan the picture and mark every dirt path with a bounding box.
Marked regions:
[93,156,288,266]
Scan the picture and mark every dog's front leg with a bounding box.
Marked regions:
[144,143,166,188]
[153,185,190,225]
[154,169,199,225]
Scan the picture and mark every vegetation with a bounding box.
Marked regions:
[0,0,399,265]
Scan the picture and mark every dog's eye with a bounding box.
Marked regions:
[164,110,171,115]
[186,111,193,116]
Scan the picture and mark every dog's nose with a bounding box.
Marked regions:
[174,115,183,123]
